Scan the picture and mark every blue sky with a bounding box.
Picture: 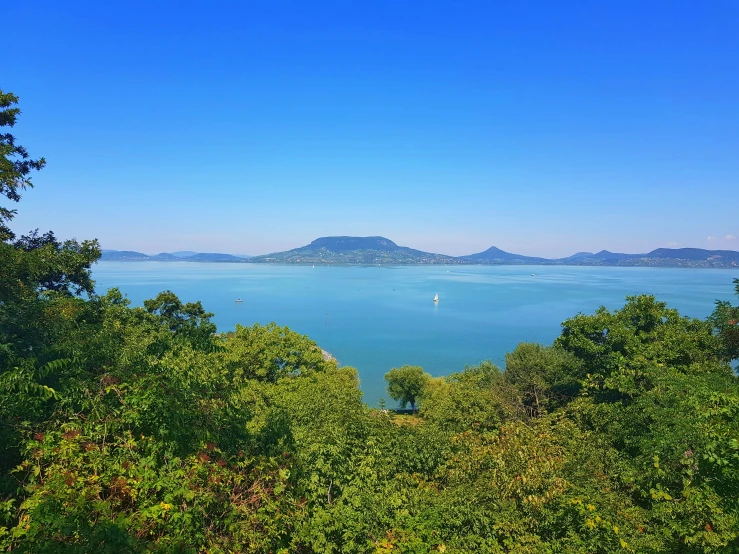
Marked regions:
[5,0,738,257]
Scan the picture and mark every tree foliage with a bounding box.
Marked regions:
[0,89,46,240]
[384,365,431,412]
[708,278,739,364]
[421,361,512,432]
[504,343,581,417]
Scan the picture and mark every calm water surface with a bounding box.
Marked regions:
[93,263,738,405]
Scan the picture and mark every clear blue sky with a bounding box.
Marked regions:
[5,0,738,257]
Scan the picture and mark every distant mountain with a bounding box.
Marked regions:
[593,250,642,261]
[100,245,739,268]
[619,248,739,267]
[556,250,642,263]
[100,250,248,262]
[560,251,594,260]
[463,246,549,264]
[556,248,739,267]
[151,253,181,261]
[100,250,151,261]
[463,246,739,267]
[185,253,246,262]
[312,236,401,252]
[645,248,739,263]
[249,236,463,265]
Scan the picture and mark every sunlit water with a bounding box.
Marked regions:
[92,263,738,405]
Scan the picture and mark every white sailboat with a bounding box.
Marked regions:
[434,293,439,303]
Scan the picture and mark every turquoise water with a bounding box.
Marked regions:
[92,263,738,405]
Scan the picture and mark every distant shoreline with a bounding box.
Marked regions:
[101,238,739,268]
[96,260,739,269]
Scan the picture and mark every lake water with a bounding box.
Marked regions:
[93,263,738,405]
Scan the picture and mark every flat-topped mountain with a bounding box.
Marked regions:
[308,236,401,251]
[249,236,463,265]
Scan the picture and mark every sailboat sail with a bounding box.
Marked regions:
[434,293,439,302]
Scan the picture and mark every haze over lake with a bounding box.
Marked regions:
[94,262,738,405]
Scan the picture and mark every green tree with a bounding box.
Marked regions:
[556,295,726,393]
[0,89,46,241]
[0,90,100,306]
[143,290,217,350]
[384,365,430,413]
[221,322,335,382]
[554,293,739,552]
[421,361,512,432]
[0,90,100,505]
[708,278,739,365]
[504,343,581,417]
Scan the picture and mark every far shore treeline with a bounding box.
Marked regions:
[3,90,739,552]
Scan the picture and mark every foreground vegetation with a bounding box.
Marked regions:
[2,89,739,553]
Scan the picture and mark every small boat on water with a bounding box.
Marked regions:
[235,299,243,303]
[434,293,439,303]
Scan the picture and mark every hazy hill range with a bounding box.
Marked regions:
[100,250,153,261]
[100,250,250,262]
[552,248,739,267]
[557,250,642,263]
[101,242,739,268]
[463,246,739,267]
[247,236,465,265]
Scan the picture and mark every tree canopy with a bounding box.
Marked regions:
[384,364,431,412]
[0,89,46,241]
[708,277,739,364]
